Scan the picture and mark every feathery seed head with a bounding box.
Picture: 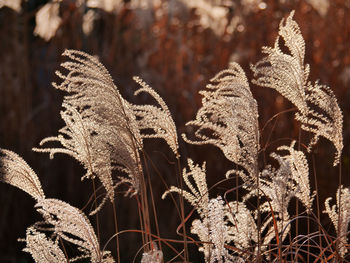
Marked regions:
[183,62,259,180]
[34,50,146,206]
[132,76,179,157]
[0,149,45,201]
[35,198,105,263]
[23,227,66,263]
[324,186,350,257]
[252,11,343,166]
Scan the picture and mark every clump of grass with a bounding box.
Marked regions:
[0,10,348,263]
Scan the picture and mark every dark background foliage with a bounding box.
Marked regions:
[0,0,349,262]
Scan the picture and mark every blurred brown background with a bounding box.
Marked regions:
[0,0,350,262]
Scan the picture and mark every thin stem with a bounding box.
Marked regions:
[136,195,146,249]
[142,150,182,220]
[263,117,278,152]
[112,201,121,263]
[176,156,189,262]
[130,135,152,252]
[261,107,297,134]
[307,214,310,263]
[236,168,239,206]
[142,152,162,252]
[103,229,198,261]
[59,238,70,263]
[256,169,261,263]
[312,154,322,252]
[140,173,152,250]
[297,127,301,262]
[91,179,101,243]
[337,159,343,262]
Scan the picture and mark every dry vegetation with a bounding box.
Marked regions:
[1,0,350,262]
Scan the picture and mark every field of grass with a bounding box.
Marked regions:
[0,1,350,262]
